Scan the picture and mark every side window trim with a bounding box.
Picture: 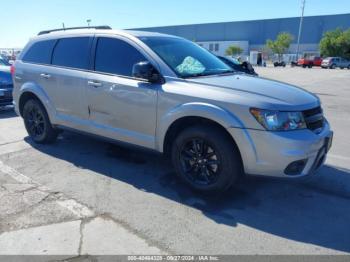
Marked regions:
[89,35,98,72]
[91,36,99,72]
[50,39,59,65]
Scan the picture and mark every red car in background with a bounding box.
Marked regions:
[298,56,323,68]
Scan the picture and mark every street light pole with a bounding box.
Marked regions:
[296,0,306,60]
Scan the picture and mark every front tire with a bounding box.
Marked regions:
[171,125,242,192]
[23,99,58,144]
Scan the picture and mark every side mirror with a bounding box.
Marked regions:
[132,61,163,84]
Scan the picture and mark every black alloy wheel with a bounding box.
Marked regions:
[25,103,45,140]
[171,125,242,192]
[23,99,58,144]
[179,138,221,186]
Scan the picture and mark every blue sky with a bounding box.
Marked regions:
[1,0,349,48]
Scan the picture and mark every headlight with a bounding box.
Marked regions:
[250,108,306,131]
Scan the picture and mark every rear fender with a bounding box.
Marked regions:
[18,82,57,122]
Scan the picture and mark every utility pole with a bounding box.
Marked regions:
[62,23,66,30]
[296,0,306,60]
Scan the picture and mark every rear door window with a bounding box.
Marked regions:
[52,37,91,70]
[22,40,56,64]
[94,37,146,77]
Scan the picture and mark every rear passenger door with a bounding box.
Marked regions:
[50,37,93,126]
[85,36,158,149]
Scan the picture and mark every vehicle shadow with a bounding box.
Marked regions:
[0,107,17,119]
[24,131,350,253]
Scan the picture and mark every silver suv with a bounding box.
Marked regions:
[321,57,350,69]
[13,26,333,192]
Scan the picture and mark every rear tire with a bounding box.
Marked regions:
[23,99,58,144]
[171,125,242,193]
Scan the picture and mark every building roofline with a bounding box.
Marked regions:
[130,13,350,29]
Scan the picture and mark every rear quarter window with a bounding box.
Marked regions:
[22,40,56,64]
[52,37,91,70]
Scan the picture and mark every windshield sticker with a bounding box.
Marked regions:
[176,56,205,75]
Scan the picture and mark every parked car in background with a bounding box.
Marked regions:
[321,57,350,69]
[217,56,258,76]
[298,57,322,68]
[0,52,17,64]
[0,54,9,63]
[338,58,350,69]
[312,57,323,67]
[273,61,286,67]
[0,58,13,107]
[0,55,11,72]
[13,27,333,192]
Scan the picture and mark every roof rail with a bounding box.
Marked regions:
[38,26,112,36]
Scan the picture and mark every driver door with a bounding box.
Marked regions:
[85,36,158,149]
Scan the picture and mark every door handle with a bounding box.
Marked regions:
[88,81,102,88]
[40,73,51,79]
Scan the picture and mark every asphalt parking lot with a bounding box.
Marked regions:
[0,67,350,258]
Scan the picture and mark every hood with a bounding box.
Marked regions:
[188,74,319,110]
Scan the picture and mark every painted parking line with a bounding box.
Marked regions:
[0,158,95,217]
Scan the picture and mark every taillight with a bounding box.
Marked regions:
[10,65,15,76]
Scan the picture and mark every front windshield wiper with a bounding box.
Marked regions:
[216,69,236,75]
[182,69,236,79]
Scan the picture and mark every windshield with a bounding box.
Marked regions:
[0,56,10,66]
[139,36,232,78]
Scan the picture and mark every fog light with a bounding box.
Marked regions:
[284,159,308,176]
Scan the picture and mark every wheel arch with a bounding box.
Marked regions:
[158,103,244,157]
[18,84,56,122]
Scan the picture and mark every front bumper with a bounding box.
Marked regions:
[0,86,13,106]
[228,121,333,178]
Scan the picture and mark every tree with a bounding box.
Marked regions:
[266,32,294,62]
[225,45,243,56]
[319,28,350,59]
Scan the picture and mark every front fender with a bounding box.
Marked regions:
[17,82,56,122]
[156,102,244,152]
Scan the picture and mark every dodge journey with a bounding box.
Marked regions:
[12,26,333,192]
